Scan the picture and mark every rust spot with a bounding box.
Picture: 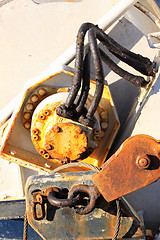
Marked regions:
[26,103,34,111]
[32,129,39,135]
[23,112,31,120]
[92,134,160,202]
[44,110,50,116]
[52,125,60,133]
[24,122,31,129]
[31,94,39,103]
[38,88,47,96]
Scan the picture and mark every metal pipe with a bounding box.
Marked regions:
[99,48,148,87]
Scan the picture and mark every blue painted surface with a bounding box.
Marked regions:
[0,220,42,240]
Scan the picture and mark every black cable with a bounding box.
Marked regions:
[75,49,91,116]
[99,48,148,87]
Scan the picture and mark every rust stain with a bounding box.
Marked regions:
[93,134,160,202]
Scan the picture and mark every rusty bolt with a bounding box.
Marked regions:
[26,103,34,111]
[38,88,47,96]
[93,128,100,135]
[101,121,108,129]
[36,194,43,204]
[31,94,39,103]
[24,122,31,129]
[44,153,50,159]
[75,128,82,134]
[52,125,60,133]
[32,129,39,135]
[40,149,46,155]
[44,110,50,116]
[45,144,52,151]
[136,156,150,169]
[23,112,31,120]
[39,114,46,120]
[93,134,99,141]
[100,111,108,120]
[33,134,39,141]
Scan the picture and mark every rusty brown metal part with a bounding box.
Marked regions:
[45,186,80,207]
[68,184,100,214]
[92,134,160,202]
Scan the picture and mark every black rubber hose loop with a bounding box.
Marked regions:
[99,48,148,88]
[65,23,94,109]
[95,26,155,77]
[85,27,104,122]
[75,49,91,116]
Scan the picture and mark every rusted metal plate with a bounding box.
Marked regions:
[25,171,145,240]
[92,134,160,202]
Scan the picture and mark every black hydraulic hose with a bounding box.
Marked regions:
[75,50,91,116]
[56,23,94,119]
[95,26,155,77]
[65,22,94,108]
[99,48,148,87]
[80,27,104,126]
[56,22,154,124]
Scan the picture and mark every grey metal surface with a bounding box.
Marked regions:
[0,200,25,220]
[25,170,145,240]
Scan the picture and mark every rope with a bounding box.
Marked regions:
[112,199,121,240]
[23,211,28,240]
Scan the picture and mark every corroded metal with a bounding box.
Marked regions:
[25,171,145,240]
[57,22,154,126]
[0,71,119,172]
[92,134,160,202]
[22,86,58,130]
[68,184,100,214]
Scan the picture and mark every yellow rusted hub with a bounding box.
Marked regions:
[31,93,94,163]
[44,122,87,161]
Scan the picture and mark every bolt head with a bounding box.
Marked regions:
[136,156,150,169]
[52,125,60,133]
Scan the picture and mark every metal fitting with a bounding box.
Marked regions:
[45,144,52,151]
[26,103,34,111]
[101,121,108,129]
[100,111,108,120]
[23,112,31,120]
[44,110,50,116]
[30,94,39,103]
[33,134,39,141]
[32,129,39,135]
[40,149,46,155]
[136,155,150,169]
[39,114,46,120]
[38,88,47,96]
[24,122,31,129]
[44,153,50,159]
